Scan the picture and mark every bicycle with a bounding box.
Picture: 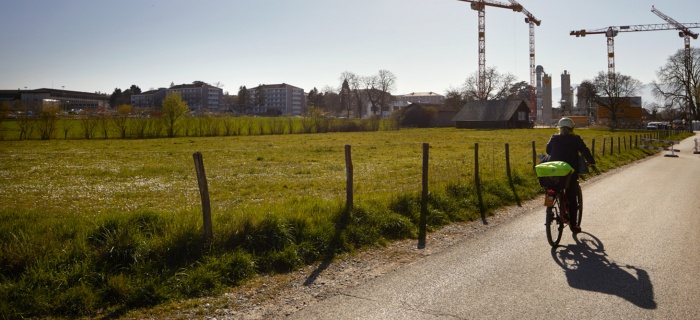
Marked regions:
[535,161,582,247]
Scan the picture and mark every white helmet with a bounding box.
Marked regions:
[558,117,575,129]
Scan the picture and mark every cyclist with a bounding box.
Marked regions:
[545,117,595,233]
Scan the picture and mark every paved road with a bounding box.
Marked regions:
[290,135,700,319]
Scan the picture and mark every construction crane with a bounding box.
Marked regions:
[651,5,698,64]
[458,0,522,99]
[651,5,698,121]
[570,22,700,79]
[507,0,540,118]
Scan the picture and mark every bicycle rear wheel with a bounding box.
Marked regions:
[545,194,564,246]
[573,184,583,227]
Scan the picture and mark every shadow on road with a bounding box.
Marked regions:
[551,232,657,309]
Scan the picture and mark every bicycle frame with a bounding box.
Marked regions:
[544,182,583,247]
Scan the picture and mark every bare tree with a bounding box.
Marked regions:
[36,105,60,140]
[14,101,35,140]
[359,70,397,117]
[111,105,132,139]
[375,69,397,115]
[579,71,642,129]
[361,74,380,115]
[653,48,700,121]
[444,88,466,111]
[463,67,518,101]
[340,71,364,118]
[59,115,73,139]
[78,112,98,139]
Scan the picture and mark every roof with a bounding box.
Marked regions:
[252,83,302,90]
[451,100,530,122]
[400,92,444,97]
[405,102,453,112]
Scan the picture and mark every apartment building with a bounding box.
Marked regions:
[131,82,224,111]
[130,88,167,109]
[167,83,223,111]
[248,83,305,116]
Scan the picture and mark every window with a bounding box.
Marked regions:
[518,111,527,121]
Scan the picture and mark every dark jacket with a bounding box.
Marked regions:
[545,134,595,174]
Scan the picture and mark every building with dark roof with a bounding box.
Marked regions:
[452,99,532,129]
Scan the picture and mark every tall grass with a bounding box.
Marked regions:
[0,115,395,141]
[0,127,690,318]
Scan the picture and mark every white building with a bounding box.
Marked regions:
[248,83,306,116]
[369,92,446,118]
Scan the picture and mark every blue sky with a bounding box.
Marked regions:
[2,0,699,104]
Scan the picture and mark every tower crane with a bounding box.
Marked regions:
[570,22,700,79]
[651,5,698,121]
[651,5,698,65]
[507,0,540,118]
[458,0,522,99]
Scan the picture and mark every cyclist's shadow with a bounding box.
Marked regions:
[551,232,657,309]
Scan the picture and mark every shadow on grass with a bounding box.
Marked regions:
[508,179,522,208]
[477,182,488,225]
[303,207,351,286]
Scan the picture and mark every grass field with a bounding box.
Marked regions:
[0,127,687,318]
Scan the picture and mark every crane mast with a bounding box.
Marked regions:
[458,0,522,99]
[507,0,540,119]
[651,5,698,124]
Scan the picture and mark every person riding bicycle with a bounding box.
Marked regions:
[545,117,595,233]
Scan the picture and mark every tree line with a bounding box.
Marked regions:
[3,48,698,133]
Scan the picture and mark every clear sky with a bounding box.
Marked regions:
[2,0,699,103]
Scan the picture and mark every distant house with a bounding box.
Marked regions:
[452,99,532,129]
[595,96,643,128]
[398,103,458,127]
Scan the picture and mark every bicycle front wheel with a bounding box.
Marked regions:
[545,195,564,246]
[573,184,583,227]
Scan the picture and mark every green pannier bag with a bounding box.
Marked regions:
[535,161,574,190]
[535,161,574,177]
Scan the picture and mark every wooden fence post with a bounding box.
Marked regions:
[345,145,353,210]
[474,143,480,186]
[505,143,512,182]
[192,152,213,244]
[418,143,429,249]
[610,137,614,155]
[602,138,606,156]
[531,141,536,171]
[618,137,621,153]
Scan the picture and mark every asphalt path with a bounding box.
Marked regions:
[290,134,700,319]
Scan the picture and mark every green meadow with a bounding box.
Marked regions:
[0,126,689,318]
